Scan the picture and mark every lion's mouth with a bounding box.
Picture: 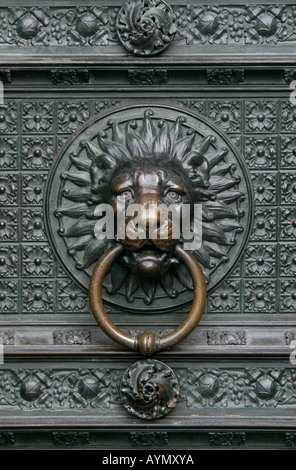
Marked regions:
[121,242,178,278]
[121,231,178,252]
[131,243,169,260]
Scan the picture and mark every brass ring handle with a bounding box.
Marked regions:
[89,244,207,356]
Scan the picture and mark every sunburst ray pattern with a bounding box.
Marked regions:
[55,108,245,306]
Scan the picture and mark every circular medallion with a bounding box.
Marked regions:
[44,102,254,313]
[120,359,179,420]
[116,0,176,56]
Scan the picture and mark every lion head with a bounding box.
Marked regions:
[55,108,245,305]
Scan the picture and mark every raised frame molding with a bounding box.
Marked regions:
[0,0,295,450]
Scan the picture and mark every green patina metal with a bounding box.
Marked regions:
[0,0,295,449]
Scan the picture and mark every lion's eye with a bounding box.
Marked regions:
[118,189,133,200]
[166,190,183,203]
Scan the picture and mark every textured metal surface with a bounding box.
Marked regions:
[0,3,296,66]
[0,89,294,316]
[0,0,296,450]
[0,85,293,316]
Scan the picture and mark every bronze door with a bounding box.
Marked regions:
[0,0,295,450]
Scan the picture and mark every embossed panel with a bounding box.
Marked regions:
[0,3,296,66]
[0,92,294,316]
[45,103,253,312]
[0,0,296,451]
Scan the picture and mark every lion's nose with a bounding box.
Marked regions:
[141,206,161,232]
[136,193,161,234]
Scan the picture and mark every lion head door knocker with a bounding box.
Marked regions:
[45,103,254,419]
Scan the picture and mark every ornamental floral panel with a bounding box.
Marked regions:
[0,96,294,314]
[1,366,296,411]
[280,136,296,168]
[1,5,296,50]
[0,137,18,169]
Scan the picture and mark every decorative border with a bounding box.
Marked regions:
[0,5,295,49]
[1,429,296,449]
[0,365,296,411]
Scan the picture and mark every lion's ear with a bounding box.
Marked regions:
[94,154,117,170]
[195,161,210,188]
[89,159,103,187]
[183,150,206,167]
[89,154,116,191]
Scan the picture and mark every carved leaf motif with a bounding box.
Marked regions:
[62,187,92,203]
[80,238,108,269]
[62,217,97,238]
[121,360,179,419]
[61,171,91,187]
[116,0,176,56]
[126,274,141,302]
[98,133,131,162]
[203,201,239,219]
[202,222,230,246]
[55,204,89,219]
